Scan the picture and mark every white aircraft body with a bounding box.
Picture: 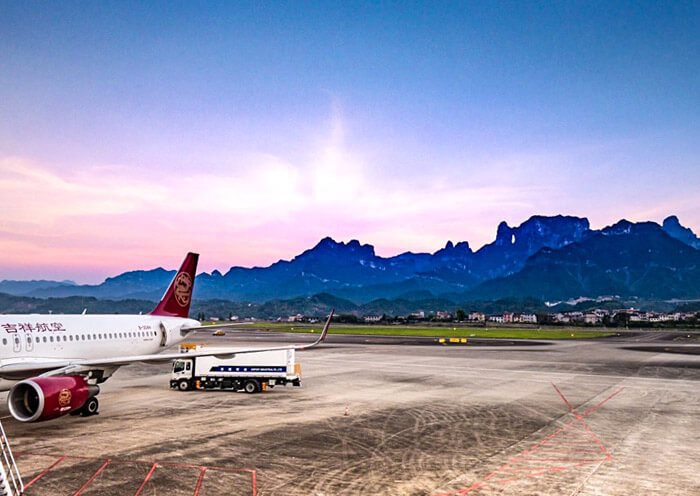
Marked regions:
[0,253,332,422]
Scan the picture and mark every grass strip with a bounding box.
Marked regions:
[209,323,616,340]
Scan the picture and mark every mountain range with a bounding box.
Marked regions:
[2,215,700,309]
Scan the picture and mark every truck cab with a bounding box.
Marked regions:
[172,359,194,388]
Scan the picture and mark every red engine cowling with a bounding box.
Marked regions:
[7,376,97,422]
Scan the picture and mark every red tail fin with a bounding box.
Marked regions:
[150,253,199,318]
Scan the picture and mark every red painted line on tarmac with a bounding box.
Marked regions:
[512,457,608,463]
[433,480,489,495]
[133,462,159,496]
[582,388,625,418]
[432,384,624,496]
[500,465,570,472]
[551,430,592,436]
[540,440,601,445]
[495,477,520,484]
[192,467,208,496]
[525,471,549,477]
[73,459,112,496]
[536,448,605,454]
[16,451,257,496]
[552,382,580,417]
[22,455,67,489]
[17,451,256,474]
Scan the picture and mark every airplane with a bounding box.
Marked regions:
[0,253,333,422]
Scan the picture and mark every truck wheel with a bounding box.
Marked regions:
[80,397,99,417]
[244,379,260,394]
[177,379,190,391]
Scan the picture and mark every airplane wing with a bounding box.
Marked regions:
[0,310,333,380]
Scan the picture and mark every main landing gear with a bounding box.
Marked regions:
[70,396,100,417]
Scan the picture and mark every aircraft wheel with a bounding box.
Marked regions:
[244,380,260,394]
[177,379,190,391]
[80,397,99,417]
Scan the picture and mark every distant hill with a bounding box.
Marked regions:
[5,214,700,307]
[463,220,700,301]
[0,279,76,296]
[27,268,176,301]
[0,292,155,315]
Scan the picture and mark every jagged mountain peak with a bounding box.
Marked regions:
[470,216,700,301]
[601,219,662,236]
[434,240,472,257]
[300,237,377,260]
[662,215,700,249]
[664,215,682,227]
[493,215,590,246]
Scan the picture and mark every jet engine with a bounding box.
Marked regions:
[7,376,99,422]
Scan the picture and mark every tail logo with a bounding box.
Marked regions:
[173,272,193,307]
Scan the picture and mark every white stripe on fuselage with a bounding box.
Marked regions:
[0,314,199,386]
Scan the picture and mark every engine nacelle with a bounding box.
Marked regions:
[7,376,98,422]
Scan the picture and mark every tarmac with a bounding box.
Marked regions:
[1,329,699,495]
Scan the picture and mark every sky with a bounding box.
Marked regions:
[1,1,698,283]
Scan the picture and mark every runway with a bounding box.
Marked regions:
[1,330,698,495]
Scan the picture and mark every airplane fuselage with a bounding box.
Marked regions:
[0,314,199,390]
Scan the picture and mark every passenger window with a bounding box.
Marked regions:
[2,338,6,345]
[43,337,47,343]
[50,336,54,342]
[186,362,191,371]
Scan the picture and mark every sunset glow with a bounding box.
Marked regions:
[1,2,698,282]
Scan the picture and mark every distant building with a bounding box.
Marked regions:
[518,313,537,324]
[583,313,600,324]
[553,313,569,323]
[364,315,382,323]
[436,311,452,320]
[468,311,485,322]
[568,312,584,322]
